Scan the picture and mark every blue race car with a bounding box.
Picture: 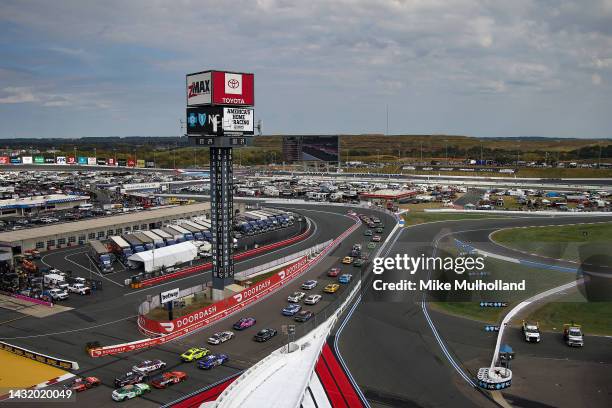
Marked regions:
[281,304,302,316]
[338,274,353,284]
[197,354,229,370]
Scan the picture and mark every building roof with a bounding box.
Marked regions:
[0,194,89,210]
[0,202,210,242]
[359,189,417,199]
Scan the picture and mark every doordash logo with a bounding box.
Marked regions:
[233,293,243,302]
[159,322,175,333]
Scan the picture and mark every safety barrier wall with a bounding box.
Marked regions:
[0,340,79,370]
[89,216,360,357]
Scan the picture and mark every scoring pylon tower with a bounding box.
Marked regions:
[185,70,255,300]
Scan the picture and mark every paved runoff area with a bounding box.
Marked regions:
[0,294,72,318]
[0,349,68,389]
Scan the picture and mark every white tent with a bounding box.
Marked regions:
[128,241,198,272]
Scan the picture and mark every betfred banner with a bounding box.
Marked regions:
[78,156,87,165]
[56,156,66,165]
[87,157,96,165]
[67,156,76,165]
[212,71,254,106]
[0,156,9,164]
[22,156,33,164]
[187,70,254,107]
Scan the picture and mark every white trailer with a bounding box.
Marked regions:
[127,241,198,273]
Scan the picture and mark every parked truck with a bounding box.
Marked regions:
[123,234,146,253]
[109,235,134,261]
[89,240,113,273]
[522,320,541,343]
[132,232,155,251]
[141,230,166,248]
[563,323,584,347]
[152,228,176,246]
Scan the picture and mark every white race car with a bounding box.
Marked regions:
[304,294,322,305]
[207,331,234,345]
[287,291,306,302]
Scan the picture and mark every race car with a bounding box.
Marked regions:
[111,383,151,402]
[304,294,322,305]
[233,317,256,330]
[253,328,278,342]
[282,303,302,316]
[367,242,377,249]
[323,283,340,293]
[180,347,209,362]
[364,230,373,236]
[150,371,188,389]
[132,359,166,374]
[114,371,146,388]
[287,291,306,302]
[342,256,353,264]
[327,268,341,277]
[353,258,365,267]
[294,310,314,322]
[207,331,234,345]
[301,280,318,290]
[69,377,100,392]
[372,235,381,242]
[197,354,229,370]
[339,274,353,284]
[376,227,384,233]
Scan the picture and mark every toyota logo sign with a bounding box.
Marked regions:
[227,78,240,89]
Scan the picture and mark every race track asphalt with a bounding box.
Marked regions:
[336,214,612,408]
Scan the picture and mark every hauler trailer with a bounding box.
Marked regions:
[108,236,133,260]
[167,224,194,241]
[89,240,113,273]
[192,219,213,240]
[183,220,210,240]
[249,211,280,229]
[179,222,205,241]
[152,228,176,246]
[243,213,271,231]
[123,234,146,253]
[256,209,289,227]
[235,215,259,234]
[132,232,155,251]
[161,226,186,243]
[141,230,165,248]
[260,208,293,224]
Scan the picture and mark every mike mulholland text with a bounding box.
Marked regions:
[373,279,526,292]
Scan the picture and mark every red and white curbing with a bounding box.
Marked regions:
[33,373,76,389]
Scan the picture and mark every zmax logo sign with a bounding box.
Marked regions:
[188,79,210,99]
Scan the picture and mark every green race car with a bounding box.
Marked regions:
[111,383,150,402]
[367,242,377,249]
[180,347,209,362]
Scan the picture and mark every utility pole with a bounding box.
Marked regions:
[420,141,423,163]
[385,104,389,136]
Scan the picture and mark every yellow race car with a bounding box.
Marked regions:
[342,256,353,264]
[180,347,209,362]
[323,283,340,293]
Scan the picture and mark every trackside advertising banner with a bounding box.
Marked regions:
[89,256,310,357]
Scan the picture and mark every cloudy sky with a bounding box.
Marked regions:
[0,0,611,138]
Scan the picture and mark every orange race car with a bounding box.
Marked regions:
[70,377,101,392]
[151,371,188,389]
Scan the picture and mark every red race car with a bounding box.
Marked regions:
[327,268,341,277]
[70,377,101,392]
[151,371,188,389]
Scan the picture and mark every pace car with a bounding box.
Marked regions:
[253,328,278,342]
[151,371,187,389]
[207,331,234,345]
[323,283,340,293]
[304,294,322,305]
[339,274,353,284]
[301,280,318,290]
[111,383,150,402]
[287,291,306,302]
[282,303,302,316]
[233,317,256,330]
[132,359,166,374]
[114,371,146,388]
[197,354,229,370]
[180,347,209,362]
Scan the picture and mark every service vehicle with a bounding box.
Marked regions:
[253,328,278,342]
[294,310,314,322]
[68,283,91,295]
[207,331,234,345]
[342,256,354,264]
[372,235,381,242]
[323,283,340,293]
[563,323,584,347]
[304,294,322,305]
[150,371,187,389]
[339,274,353,284]
[233,317,256,330]
[111,383,151,402]
[69,377,100,392]
[287,291,306,302]
[327,267,341,277]
[197,354,229,370]
[46,288,69,301]
[301,280,318,290]
[180,347,209,362]
[44,273,66,287]
[522,320,541,343]
[114,371,146,388]
[364,230,373,236]
[132,359,166,374]
[282,304,302,316]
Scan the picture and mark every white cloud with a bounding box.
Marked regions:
[0,87,39,104]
